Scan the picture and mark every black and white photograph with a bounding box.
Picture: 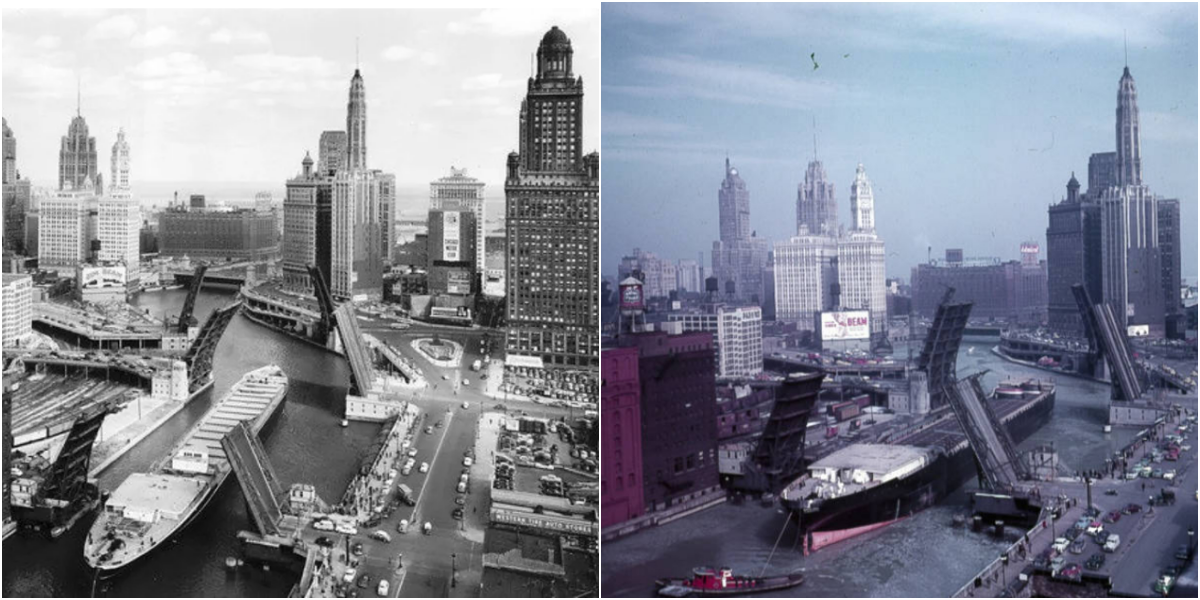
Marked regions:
[2,6,598,598]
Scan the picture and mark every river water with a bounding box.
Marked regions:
[601,340,1142,598]
[2,289,383,597]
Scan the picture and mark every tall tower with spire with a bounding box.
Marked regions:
[849,163,875,231]
[345,68,367,171]
[1115,66,1141,187]
[110,128,131,191]
[718,157,750,243]
[58,108,98,192]
[797,159,837,235]
[518,26,583,172]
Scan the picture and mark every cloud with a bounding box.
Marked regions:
[1140,111,1198,143]
[208,27,269,45]
[602,111,690,136]
[461,73,521,91]
[131,26,178,48]
[381,45,439,65]
[232,53,341,77]
[33,35,60,50]
[610,54,853,111]
[87,14,138,41]
[447,7,595,37]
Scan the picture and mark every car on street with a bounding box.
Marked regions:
[461,402,469,409]
[1102,534,1120,552]
[1122,503,1142,514]
[372,530,392,543]
[376,580,390,596]
[315,536,334,547]
[435,420,444,428]
[1069,538,1086,554]
[463,456,473,467]
[1084,553,1105,571]
[1085,521,1103,535]
[419,462,429,473]
[1176,545,1192,560]
[356,574,371,589]
[352,542,365,556]
[462,379,470,386]
[455,495,466,506]
[1103,510,1121,524]
[452,507,464,520]
[1163,469,1176,481]
[336,523,358,536]
[1051,537,1070,553]
[314,520,335,531]
[1094,530,1110,545]
[441,374,449,380]
[343,567,357,584]
[1058,563,1082,582]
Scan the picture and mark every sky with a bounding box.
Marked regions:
[601,3,1198,285]
[2,7,600,197]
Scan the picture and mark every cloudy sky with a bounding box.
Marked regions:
[3,7,599,194]
[602,3,1198,284]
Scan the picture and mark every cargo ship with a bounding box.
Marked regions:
[82,365,289,575]
[656,567,805,597]
[780,379,1055,554]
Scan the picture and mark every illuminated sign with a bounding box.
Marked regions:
[820,310,870,341]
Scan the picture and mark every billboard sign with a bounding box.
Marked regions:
[443,211,460,261]
[619,279,644,311]
[820,310,870,341]
[79,265,126,288]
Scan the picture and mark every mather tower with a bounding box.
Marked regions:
[345,68,367,171]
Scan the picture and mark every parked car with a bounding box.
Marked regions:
[1059,563,1082,582]
[1069,538,1086,555]
[352,542,365,556]
[461,402,469,409]
[1122,503,1142,515]
[336,523,358,536]
[455,495,466,506]
[343,567,357,584]
[376,580,390,596]
[1094,531,1110,545]
[315,536,334,547]
[1084,553,1105,571]
[356,573,371,589]
[1085,521,1104,535]
[1102,534,1121,552]
[372,530,392,543]
[1103,510,1121,524]
[463,456,473,467]
[1051,537,1070,553]
[1163,469,1176,481]
[314,520,335,531]
[419,462,429,474]
[424,426,433,434]
[452,507,464,520]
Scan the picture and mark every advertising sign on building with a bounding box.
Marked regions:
[78,265,127,288]
[618,276,644,312]
[820,310,870,341]
[443,211,460,261]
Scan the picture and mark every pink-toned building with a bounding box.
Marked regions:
[601,346,643,528]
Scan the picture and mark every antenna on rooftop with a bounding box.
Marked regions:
[812,115,818,160]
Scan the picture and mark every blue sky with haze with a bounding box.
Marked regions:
[601,3,1197,286]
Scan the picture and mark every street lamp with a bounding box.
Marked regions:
[451,553,457,588]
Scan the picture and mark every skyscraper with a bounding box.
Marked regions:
[331,169,383,301]
[283,152,320,292]
[319,130,347,175]
[1047,173,1103,334]
[1156,198,1181,316]
[796,159,837,236]
[345,70,367,172]
[431,167,486,281]
[2,118,15,185]
[97,194,141,293]
[773,232,838,328]
[39,184,95,269]
[1087,151,1117,195]
[1115,67,1141,187]
[849,163,874,231]
[2,119,30,255]
[711,159,768,304]
[59,109,99,193]
[1099,65,1162,332]
[110,128,130,191]
[718,157,749,243]
[505,26,599,368]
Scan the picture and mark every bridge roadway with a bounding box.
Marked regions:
[223,421,285,537]
[333,304,376,396]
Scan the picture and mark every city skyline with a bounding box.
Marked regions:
[601,3,1198,284]
[2,8,599,190]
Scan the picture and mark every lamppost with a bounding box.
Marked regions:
[451,553,457,588]
[1000,553,1008,588]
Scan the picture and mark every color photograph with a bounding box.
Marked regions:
[600,3,1197,598]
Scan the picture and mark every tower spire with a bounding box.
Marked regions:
[812,115,818,160]
[76,74,81,117]
[1123,30,1127,68]
[355,37,359,70]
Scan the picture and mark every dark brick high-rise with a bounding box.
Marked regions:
[623,330,719,512]
[505,26,599,367]
[1047,173,1103,334]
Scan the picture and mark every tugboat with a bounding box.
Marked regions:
[656,567,804,597]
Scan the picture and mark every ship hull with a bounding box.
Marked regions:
[784,388,1056,553]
